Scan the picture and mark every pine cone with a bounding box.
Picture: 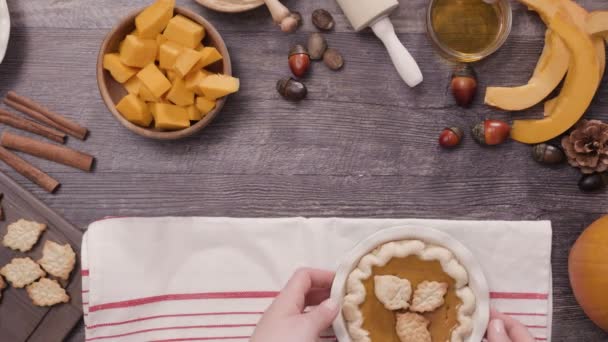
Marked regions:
[562,120,608,174]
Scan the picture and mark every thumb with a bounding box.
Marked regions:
[487,319,512,342]
[303,298,340,334]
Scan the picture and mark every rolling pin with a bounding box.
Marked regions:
[264,0,300,33]
[336,0,423,87]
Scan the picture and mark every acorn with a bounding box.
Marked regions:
[451,64,477,107]
[532,144,565,165]
[276,77,307,101]
[438,127,464,148]
[288,45,311,78]
[323,48,344,70]
[471,119,510,145]
[578,173,608,192]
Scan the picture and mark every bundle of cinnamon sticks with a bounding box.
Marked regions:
[0,91,95,193]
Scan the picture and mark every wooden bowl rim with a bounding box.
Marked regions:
[97,6,232,140]
[194,0,264,13]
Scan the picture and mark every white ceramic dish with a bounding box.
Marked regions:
[330,225,490,342]
[195,0,264,13]
[0,0,9,64]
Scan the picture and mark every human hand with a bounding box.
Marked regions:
[487,308,535,342]
[251,268,340,342]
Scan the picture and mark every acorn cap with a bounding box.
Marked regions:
[471,123,485,144]
[452,64,477,80]
[289,44,309,57]
[448,127,464,140]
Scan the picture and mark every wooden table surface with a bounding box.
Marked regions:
[1,0,607,340]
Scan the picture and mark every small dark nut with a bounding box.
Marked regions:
[308,33,328,60]
[450,64,477,107]
[312,9,335,31]
[578,173,607,192]
[277,78,307,101]
[439,127,464,148]
[323,48,344,70]
[532,144,565,165]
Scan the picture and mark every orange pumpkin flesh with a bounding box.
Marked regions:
[569,215,608,331]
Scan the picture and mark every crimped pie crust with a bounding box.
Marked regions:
[342,240,476,342]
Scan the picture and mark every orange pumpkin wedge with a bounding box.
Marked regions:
[587,11,608,38]
[569,215,608,332]
[510,12,600,144]
[484,30,569,111]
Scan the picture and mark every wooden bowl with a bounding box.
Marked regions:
[97,7,232,140]
[195,0,264,13]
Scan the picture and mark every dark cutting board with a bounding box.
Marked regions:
[0,171,82,342]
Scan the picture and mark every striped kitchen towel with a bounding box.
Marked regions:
[81,217,552,342]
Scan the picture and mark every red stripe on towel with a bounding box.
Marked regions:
[84,324,258,341]
[151,337,250,342]
[535,338,547,341]
[490,292,548,300]
[504,312,547,317]
[89,292,279,312]
[81,269,89,276]
[150,336,337,342]
[526,325,547,329]
[87,312,265,329]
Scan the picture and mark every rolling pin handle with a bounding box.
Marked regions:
[371,17,424,88]
[263,0,297,32]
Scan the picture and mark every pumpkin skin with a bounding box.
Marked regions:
[569,215,608,331]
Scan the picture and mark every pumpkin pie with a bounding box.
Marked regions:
[343,240,475,342]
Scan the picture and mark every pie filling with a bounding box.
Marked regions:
[342,240,475,342]
[360,256,461,342]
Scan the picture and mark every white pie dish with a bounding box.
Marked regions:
[0,0,9,64]
[330,225,490,342]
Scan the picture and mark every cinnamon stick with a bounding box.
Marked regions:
[0,109,66,143]
[0,132,94,172]
[4,92,88,140]
[0,146,60,193]
[4,98,84,140]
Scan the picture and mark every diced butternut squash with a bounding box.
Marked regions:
[166,70,178,82]
[197,74,240,100]
[138,82,158,102]
[116,94,153,127]
[195,96,216,115]
[156,34,169,60]
[587,11,608,38]
[184,69,211,93]
[186,105,202,121]
[198,47,223,68]
[135,0,174,39]
[173,48,204,78]
[124,76,143,95]
[103,53,139,83]
[196,43,205,52]
[136,63,172,98]
[163,15,205,48]
[159,41,184,70]
[154,103,190,130]
[166,78,195,106]
[120,35,157,68]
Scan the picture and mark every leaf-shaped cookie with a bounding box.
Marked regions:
[395,312,431,342]
[373,275,412,310]
[410,280,448,313]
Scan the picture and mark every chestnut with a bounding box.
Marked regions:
[472,119,510,146]
[308,33,328,60]
[277,78,307,101]
[323,48,344,71]
[532,144,565,165]
[438,127,463,148]
[288,45,311,78]
[312,9,335,31]
[451,64,477,107]
[578,173,607,192]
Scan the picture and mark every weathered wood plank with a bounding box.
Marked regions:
[1,0,608,340]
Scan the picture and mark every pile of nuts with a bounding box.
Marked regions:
[277,9,344,101]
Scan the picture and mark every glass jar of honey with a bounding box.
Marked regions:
[427,0,512,62]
